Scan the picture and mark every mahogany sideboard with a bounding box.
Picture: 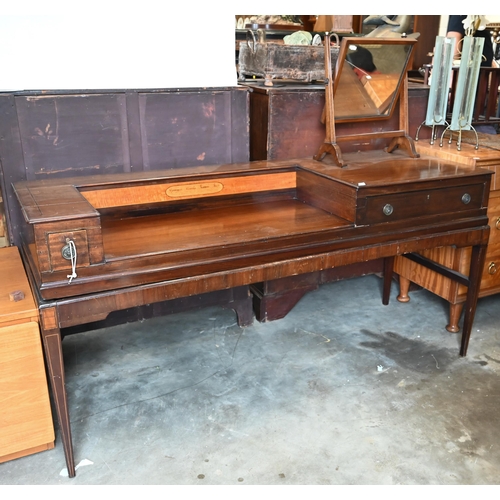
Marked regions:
[395,137,500,332]
[12,151,492,477]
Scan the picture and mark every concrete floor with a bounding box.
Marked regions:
[1,274,500,485]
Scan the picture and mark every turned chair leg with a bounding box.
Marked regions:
[397,275,411,303]
[446,303,463,333]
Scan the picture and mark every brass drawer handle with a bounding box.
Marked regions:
[61,241,74,260]
[488,262,497,275]
[383,204,394,216]
[496,217,500,230]
[462,193,471,204]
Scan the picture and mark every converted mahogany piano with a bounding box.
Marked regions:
[12,152,492,476]
[10,36,494,478]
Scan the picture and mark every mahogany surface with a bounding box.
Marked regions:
[13,152,492,477]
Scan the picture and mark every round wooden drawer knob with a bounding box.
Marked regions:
[383,204,393,216]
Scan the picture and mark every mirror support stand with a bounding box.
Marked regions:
[385,76,419,158]
[314,33,345,167]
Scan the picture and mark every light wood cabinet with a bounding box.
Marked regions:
[0,246,54,463]
[395,140,500,332]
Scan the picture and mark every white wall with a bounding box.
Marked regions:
[2,5,496,91]
[0,9,238,91]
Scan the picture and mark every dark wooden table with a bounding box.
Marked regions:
[13,152,492,477]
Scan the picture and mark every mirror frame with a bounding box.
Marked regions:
[332,36,418,123]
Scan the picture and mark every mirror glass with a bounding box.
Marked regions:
[333,37,416,122]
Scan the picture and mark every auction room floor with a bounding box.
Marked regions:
[1,274,500,486]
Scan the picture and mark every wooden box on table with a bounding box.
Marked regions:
[0,246,54,463]
[394,139,500,332]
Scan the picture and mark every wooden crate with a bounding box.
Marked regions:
[0,246,54,463]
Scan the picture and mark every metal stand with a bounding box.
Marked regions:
[439,124,480,151]
[415,120,450,145]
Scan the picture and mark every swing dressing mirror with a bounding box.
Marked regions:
[333,37,417,122]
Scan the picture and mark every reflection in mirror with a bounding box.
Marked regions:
[333,38,415,121]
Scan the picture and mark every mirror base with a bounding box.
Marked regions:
[313,142,346,167]
[385,135,420,158]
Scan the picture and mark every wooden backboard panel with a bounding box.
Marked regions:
[15,93,130,179]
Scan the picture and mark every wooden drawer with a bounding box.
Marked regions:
[356,183,485,226]
[400,141,500,303]
[315,154,492,225]
[485,190,500,254]
[480,255,500,291]
[395,245,468,302]
[478,190,500,292]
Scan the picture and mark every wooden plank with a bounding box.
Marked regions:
[0,322,55,461]
[0,94,28,244]
[0,246,54,462]
[15,94,130,178]
[138,90,245,169]
[101,199,349,260]
[81,171,297,209]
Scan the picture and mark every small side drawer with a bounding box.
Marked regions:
[32,217,105,274]
[485,190,500,253]
[47,230,90,272]
[479,189,500,291]
[480,255,500,290]
[356,183,485,225]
